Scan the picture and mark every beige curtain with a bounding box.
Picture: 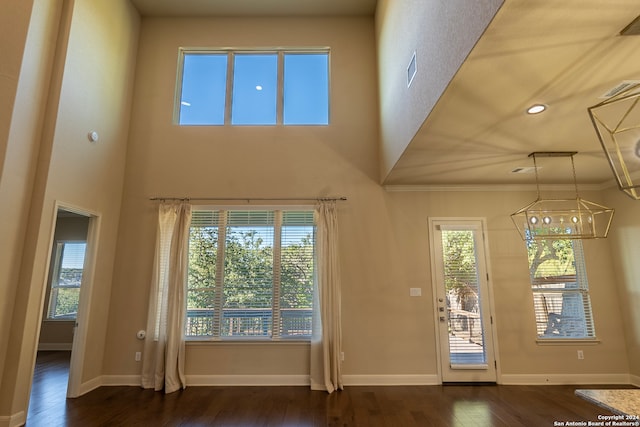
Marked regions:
[141,202,191,393]
[310,200,343,393]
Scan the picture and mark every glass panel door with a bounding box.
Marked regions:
[430,219,497,382]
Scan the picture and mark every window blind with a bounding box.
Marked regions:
[186,209,314,339]
[527,239,595,339]
[441,230,487,366]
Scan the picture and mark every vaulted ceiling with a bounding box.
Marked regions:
[128,0,640,187]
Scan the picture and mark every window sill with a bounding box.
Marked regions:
[185,339,311,346]
[536,338,600,345]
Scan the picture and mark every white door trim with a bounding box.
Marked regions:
[51,201,101,398]
[428,217,501,383]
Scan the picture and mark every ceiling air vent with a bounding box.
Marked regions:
[511,166,538,174]
[599,80,640,99]
[621,15,640,35]
[407,52,417,87]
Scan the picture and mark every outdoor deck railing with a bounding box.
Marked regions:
[185,308,312,338]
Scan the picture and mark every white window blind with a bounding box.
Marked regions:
[186,209,314,340]
[527,238,595,339]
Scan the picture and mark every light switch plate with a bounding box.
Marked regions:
[410,287,422,297]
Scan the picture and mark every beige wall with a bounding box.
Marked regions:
[604,188,640,381]
[0,0,139,421]
[104,15,380,377]
[377,189,629,381]
[0,0,33,395]
[375,0,503,181]
[0,0,37,393]
[104,14,629,385]
[40,0,139,385]
[0,0,62,416]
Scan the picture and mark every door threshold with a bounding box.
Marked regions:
[442,382,497,386]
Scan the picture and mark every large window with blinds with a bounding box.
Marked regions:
[526,238,596,340]
[186,209,315,340]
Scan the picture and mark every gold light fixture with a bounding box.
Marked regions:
[588,82,640,199]
[511,152,614,240]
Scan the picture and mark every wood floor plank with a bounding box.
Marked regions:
[27,351,637,426]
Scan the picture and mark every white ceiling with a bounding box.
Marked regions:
[385,0,640,187]
[128,0,640,187]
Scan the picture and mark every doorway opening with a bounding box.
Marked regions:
[29,203,99,424]
[38,210,89,352]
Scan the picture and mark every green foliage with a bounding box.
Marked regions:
[223,229,273,308]
[527,239,575,279]
[50,268,82,319]
[280,235,314,309]
[187,227,218,309]
[187,225,314,311]
[442,230,478,311]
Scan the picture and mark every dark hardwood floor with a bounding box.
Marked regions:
[28,351,630,426]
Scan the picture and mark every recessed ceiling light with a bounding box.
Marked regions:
[526,104,546,114]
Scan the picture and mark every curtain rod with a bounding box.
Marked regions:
[149,196,347,202]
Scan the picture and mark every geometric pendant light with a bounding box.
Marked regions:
[510,152,614,240]
[588,82,640,200]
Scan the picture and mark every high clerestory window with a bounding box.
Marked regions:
[176,49,329,126]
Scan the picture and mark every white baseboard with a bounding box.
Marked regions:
[0,410,25,427]
[77,374,443,389]
[185,374,310,386]
[342,374,440,386]
[77,376,106,395]
[630,374,640,388]
[101,375,141,387]
[500,373,631,385]
[37,343,72,351]
[96,374,311,387]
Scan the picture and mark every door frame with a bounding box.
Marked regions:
[44,201,101,398]
[428,217,501,384]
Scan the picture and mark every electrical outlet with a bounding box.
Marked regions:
[577,350,584,360]
[340,352,345,362]
[135,351,141,362]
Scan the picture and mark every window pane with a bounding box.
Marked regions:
[49,242,85,320]
[51,288,80,319]
[187,226,218,337]
[280,215,314,338]
[527,239,595,339]
[222,213,274,337]
[441,230,487,365]
[284,53,329,125]
[232,54,277,125]
[179,53,227,125]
